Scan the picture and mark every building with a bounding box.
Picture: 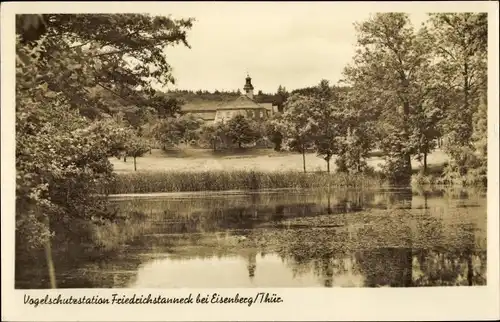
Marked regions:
[182,74,277,124]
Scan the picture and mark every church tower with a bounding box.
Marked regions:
[243,74,254,99]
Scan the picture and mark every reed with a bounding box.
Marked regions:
[91,215,154,252]
[106,170,386,194]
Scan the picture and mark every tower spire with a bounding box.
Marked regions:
[243,72,254,99]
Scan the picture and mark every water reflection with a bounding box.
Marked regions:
[15,187,487,289]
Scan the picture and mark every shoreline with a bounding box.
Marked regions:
[106,184,482,200]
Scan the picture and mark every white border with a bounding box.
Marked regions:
[1,2,499,321]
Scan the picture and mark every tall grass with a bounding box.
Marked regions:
[105,170,387,194]
[92,217,152,252]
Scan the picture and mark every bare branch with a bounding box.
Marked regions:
[437,46,457,61]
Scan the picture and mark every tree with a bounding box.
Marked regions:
[140,118,161,153]
[470,93,488,185]
[408,102,443,173]
[199,122,228,152]
[150,95,184,119]
[291,86,319,97]
[109,124,137,162]
[17,23,114,253]
[16,14,194,120]
[332,88,377,174]
[472,94,487,163]
[225,115,260,148]
[274,85,290,113]
[281,94,316,173]
[426,13,487,153]
[335,121,375,174]
[126,137,150,171]
[343,13,433,184]
[443,92,488,185]
[152,113,202,149]
[308,80,344,173]
[264,113,284,151]
[15,13,194,259]
[177,113,204,145]
[153,118,182,149]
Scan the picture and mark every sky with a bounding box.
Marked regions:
[155,2,430,94]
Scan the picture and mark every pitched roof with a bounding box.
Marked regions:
[187,111,216,120]
[180,95,275,113]
[181,101,219,111]
[216,95,268,110]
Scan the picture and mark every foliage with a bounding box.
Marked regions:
[408,102,443,172]
[333,88,377,174]
[264,113,285,151]
[152,113,203,149]
[274,85,290,112]
[472,95,488,163]
[124,136,150,171]
[225,115,260,148]
[16,13,193,124]
[15,13,194,253]
[335,125,374,174]
[422,13,487,184]
[177,113,204,144]
[149,95,184,119]
[281,94,317,171]
[126,136,150,158]
[441,94,487,186]
[198,122,229,151]
[426,13,487,152]
[307,80,345,173]
[16,54,119,251]
[342,13,435,183]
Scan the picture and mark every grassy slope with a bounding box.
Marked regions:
[110,148,450,174]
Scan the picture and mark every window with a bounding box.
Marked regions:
[259,111,264,118]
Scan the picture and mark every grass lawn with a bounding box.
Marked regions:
[110,148,450,174]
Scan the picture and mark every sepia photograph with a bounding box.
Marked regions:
[2,1,499,321]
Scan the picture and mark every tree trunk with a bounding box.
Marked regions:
[213,140,217,152]
[44,240,56,289]
[405,153,412,174]
[423,151,428,174]
[123,155,127,163]
[133,156,137,171]
[238,142,242,149]
[402,248,413,287]
[275,134,282,152]
[467,250,473,286]
[149,147,152,154]
[402,100,412,178]
[326,157,331,173]
[463,61,471,142]
[43,217,56,289]
[302,146,306,173]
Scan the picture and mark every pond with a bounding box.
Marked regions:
[15,187,487,288]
